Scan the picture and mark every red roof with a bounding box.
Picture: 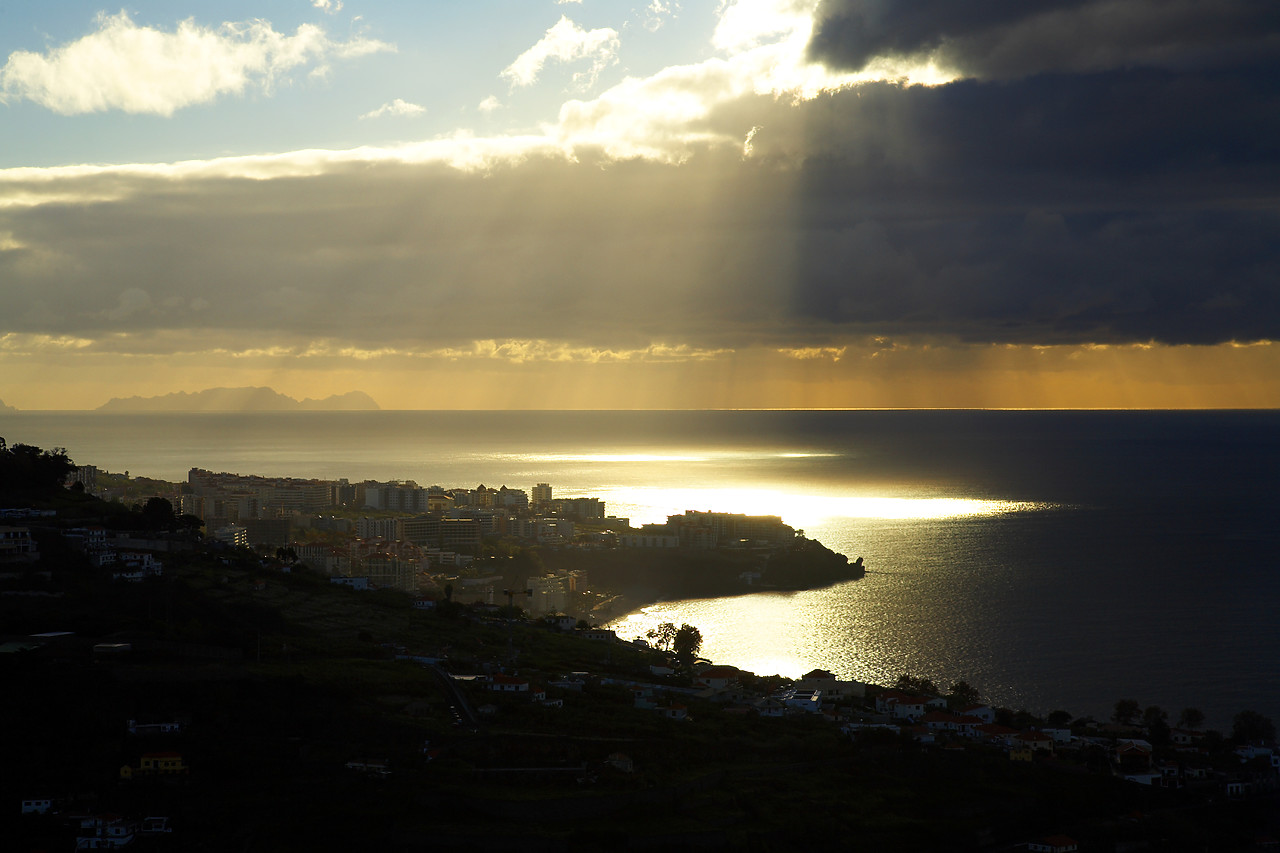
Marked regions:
[490,673,528,684]
[923,711,961,723]
[802,669,835,680]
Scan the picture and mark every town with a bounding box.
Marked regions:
[2,440,1277,851]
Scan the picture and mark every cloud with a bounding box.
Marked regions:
[0,11,392,116]
[501,16,620,89]
[0,0,1276,366]
[311,0,344,13]
[640,1,680,33]
[360,98,426,120]
[478,95,503,113]
[809,0,1280,80]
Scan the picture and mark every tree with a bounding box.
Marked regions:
[1231,710,1276,744]
[1143,705,1171,746]
[1177,707,1205,731]
[672,623,703,667]
[947,680,981,710]
[1112,698,1140,726]
[141,497,176,531]
[895,674,939,696]
[1142,705,1168,727]
[1047,709,1073,728]
[0,440,75,497]
[647,622,678,653]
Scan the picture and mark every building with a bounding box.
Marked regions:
[0,526,39,563]
[667,511,795,548]
[213,525,249,548]
[797,668,866,701]
[553,497,605,519]
[532,482,552,507]
[529,574,572,615]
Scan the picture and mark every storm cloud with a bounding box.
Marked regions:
[809,0,1280,79]
[794,1,1280,345]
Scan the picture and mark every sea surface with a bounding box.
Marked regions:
[3,409,1277,728]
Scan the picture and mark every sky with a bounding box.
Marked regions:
[1,0,1277,410]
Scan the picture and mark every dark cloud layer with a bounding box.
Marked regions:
[810,0,1280,79]
[795,3,1280,346]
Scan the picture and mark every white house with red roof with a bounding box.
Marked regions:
[960,704,995,724]
[922,710,964,732]
[657,702,688,721]
[1027,835,1078,852]
[875,690,943,720]
[694,666,741,690]
[488,673,530,692]
[975,723,1021,745]
[1014,731,1055,753]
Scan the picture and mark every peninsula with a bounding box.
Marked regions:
[95,386,381,412]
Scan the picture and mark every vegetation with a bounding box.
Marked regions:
[3,444,1278,850]
[0,437,76,499]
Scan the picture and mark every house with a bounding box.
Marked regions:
[632,686,658,709]
[1028,835,1078,852]
[111,552,163,583]
[960,704,996,724]
[875,690,939,721]
[781,689,823,714]
[694,666,740,690]
[330,576,370,591]
[75,814,139,849]
[975,723,1021,745]
[345,759,391,777]
[755,697,788,718]
[1014,731,1055,753]
[127,719,183,736]
[923,710,964,732]
[797,668,866,701]
[489,673,530,692]
[120,751,188,779]
[658,702,689,721]
[1115,739,1153,771]
[141,816,173,834]
[546,614,577,631]
[606,752,634,773]
[21,798,54,814]
[579,628,617,642]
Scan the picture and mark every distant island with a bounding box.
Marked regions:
[0,397,16,412]
[95,386,380,412]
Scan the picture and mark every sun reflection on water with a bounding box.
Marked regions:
[592,486,1046,528]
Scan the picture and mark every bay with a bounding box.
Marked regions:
[2,408,1277,728]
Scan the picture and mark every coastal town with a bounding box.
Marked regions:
[2,440,1278,851]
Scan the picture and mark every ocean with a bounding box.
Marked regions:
[2,408,1277,728]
